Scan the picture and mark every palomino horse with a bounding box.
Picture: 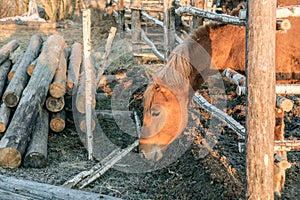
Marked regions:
[139,18,299,195]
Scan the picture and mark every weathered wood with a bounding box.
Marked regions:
[0,103,12,133]
[66,42,82,95]
[131,1,142,65]
[50,110,66,133]
[140,29,165,61]
[276,95,294,112]
[96,27,117,85]
[0,175,121,200]
[23,109,49,168]
[193,93,246,140]
[276,19,291,31]
[0,40,19,65]
[0,35,66,168]
[163,0,175,58]
[82,8,94,160]
[246,0,276,198]
[276,5,300,18]
[2,34,43,108]
[274,140,300,151]
[276,84,300,94]
[175,6,245,26]
[75,75,96,114]
[49,46,68,98]
[222,68,294,111]
[0,60,12,97]
[45,96,65,112]
[26,58,37,76]
[8,53,24,81]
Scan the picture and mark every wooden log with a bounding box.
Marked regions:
[2,34,43,108]
[0,175,121,200]
[0,35,66,168]
[175,6,245,26]
[79,116,96,133]
[49,46,68,98]
[26,58,37,76]
[0,60,12,97]
[274,140,300,152]
[50,110,66,133]
[276,19,291,31]
[66,42,82,95]
[0,40,19,65]
[276,84,300,94]
[276,5,300,18]
[193,93,246,140]
[8,53,24,81]
[45,96,65,112]
[75,76,96,114]
[222,68,294,111]
[276,95,294,112]
[23,109,49,168]
[0,103,12,133]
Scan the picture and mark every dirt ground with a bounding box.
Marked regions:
[0,9,300,200]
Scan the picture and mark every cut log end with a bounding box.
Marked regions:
[2,92,19,107]
[45,96,65,112]
[0,147,22,168]
[0,123,6,133]
[23,152,47,168]
[7,72,15,82]
[80,119,96,133]
[50,82,66,98]
[27,65,35,76]
[50,118,65,132]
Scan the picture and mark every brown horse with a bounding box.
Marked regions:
[139,17,300,160]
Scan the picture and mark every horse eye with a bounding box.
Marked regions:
[151,111,160,117]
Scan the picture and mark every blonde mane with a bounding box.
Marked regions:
[143,23,226,111]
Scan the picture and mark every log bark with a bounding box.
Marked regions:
[246,0,276,198]
[0,60,12,97]
[0,35,66,168]
[50,110,66,132]
[0,103,12,133]
[66,42,82,95]
[26,58,37,76]
[49,46,68,98]
[23,109,49,168]
[8,53,24,81]
[0,175,120,200]
[2,34,43,108]
[45,96,65,112]
[0,40,19,65]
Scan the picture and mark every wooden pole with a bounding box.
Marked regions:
[163,0,175,58]
[245,0,276,198]
[82,8,94,160]
[131,0,142,65]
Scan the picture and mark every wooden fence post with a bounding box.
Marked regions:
[118,0,125,38]
[131,0,142,65]
[163,0,175,58]
[192,0,205,28]
[245,0,276,199]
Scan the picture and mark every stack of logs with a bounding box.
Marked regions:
[0,35,86,168]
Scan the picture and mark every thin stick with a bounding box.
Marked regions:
[96,27,117,86]
[140,29,165,61]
